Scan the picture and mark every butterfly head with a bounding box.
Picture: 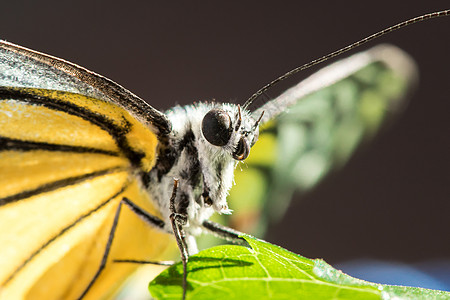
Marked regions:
[192,103,261,217]
[201,104,261,162]
[152,103,262,233]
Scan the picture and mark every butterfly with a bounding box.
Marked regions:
[0,40,415,299]
[1,10,447,299]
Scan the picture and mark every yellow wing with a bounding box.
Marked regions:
[0,42,173,299]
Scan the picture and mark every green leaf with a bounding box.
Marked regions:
[149,236,450,299]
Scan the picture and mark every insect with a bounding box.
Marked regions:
[0,10,448,300]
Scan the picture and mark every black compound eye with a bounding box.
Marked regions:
[232,137,249,161]
[201,109,232,146]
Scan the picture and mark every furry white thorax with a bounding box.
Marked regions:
[147,102,258,241]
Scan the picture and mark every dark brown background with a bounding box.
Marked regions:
[2,2,448,265]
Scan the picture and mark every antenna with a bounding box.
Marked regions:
[243,9,450,110]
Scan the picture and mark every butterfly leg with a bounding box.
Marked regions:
[113,258,174,266]
[202,220,249,246]
[78,197,166,299]
[168,179,190,300]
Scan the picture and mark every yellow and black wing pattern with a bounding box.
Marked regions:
[0,41,172,299]
[225,45,418,236]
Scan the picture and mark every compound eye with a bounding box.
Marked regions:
[201,109,232,146]
[232,137,250,161]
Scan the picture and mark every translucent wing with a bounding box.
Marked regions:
[226,45,418,235]
[0,42,172,299]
